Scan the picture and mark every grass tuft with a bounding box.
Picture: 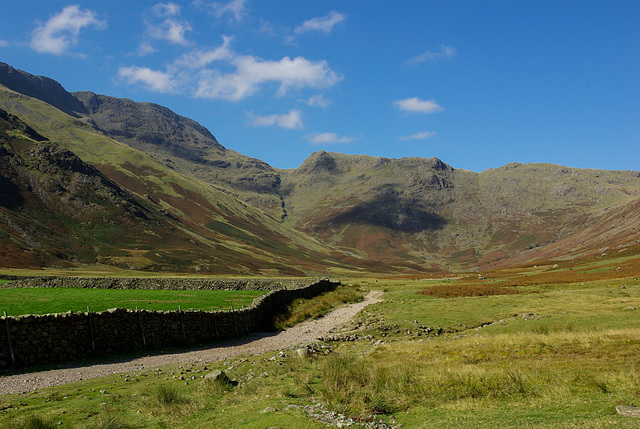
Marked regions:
[201,377,235,395]
[10,415,56,429]
[83,415,134,429]
[155,385,189,407]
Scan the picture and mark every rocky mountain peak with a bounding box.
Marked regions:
[0,62,87,117]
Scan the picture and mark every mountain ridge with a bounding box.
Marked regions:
[0,61,638,274]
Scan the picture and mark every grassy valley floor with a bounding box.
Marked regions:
[1,254,639,428]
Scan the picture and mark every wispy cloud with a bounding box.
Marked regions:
[249,110,303,130]
[151,3,182,17]
[408,44,456,65]
[295,11,346,35]
[399,131,437,141]
[30,5,105,55]
[0,40,8,48]
[145,2,192,46]
[135,42,157,56]
[307,132,353,144]
[393,97,444,114]
[305,94,332,108]
[207,0,248,22]
[173,36,234,68]
[118,66,177,92]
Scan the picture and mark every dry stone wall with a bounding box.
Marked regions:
[0,278,338,369]
[0,276,313,291]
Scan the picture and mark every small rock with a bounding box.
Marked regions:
[623,307,636,311]
[617,405,640,417]
[205,369,231,384]
[297,347,310,359]
[261,406,276,414]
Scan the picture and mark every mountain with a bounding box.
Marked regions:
[0,63,353,275]
[0,62,638,275]
[279,151,640,271]
[72,91,286,220]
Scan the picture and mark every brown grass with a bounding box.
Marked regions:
[417,283,520,298]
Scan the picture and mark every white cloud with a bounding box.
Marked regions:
[307,132,353,144]
[208,0,248,22]
[295,11,346,35]
[399,131,437,141]
[305,94,331,108]
[135,42,157,56]
[249,110,303,130]
[151,3,181,17]
[195,54,342,101]
[30,5,105,55]
[393,97,444,114]
[145,3,192,46]
[118,66,176,92]
[119,36,341,101]
[408,44,456,65]
[173,36,234,68]
[0,40,8,47]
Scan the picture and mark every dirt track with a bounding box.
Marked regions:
[0,290,383,395]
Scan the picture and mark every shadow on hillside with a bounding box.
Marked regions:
[0,174,24,210]
[324,193,447,233]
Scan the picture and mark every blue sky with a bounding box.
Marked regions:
[0,1,638,172]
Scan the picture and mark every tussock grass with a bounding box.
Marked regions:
[316,327,640,419]
[201,377,235,395]
[82,415,133,429]
[8,415,56,429]
[154,385,190,407]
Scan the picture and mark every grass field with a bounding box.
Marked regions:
[1,254,639,428]
[0,288,266,316]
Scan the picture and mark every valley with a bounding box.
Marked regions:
[0,61,638,428]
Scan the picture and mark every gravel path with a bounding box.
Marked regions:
[0,290,383,395]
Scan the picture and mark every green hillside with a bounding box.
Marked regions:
[0,62,638,275]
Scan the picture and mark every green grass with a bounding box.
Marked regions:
[273,285,363,330]
[1,263,640,428]
[0,287,266,316]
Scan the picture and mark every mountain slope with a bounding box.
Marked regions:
[72,91,285,220]
[0,107,165,268]
[279,151,640,271]
[0,61,638,274]
[0,65,353,275]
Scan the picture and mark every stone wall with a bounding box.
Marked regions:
[0,279,338,369]
[1,276,315,291]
